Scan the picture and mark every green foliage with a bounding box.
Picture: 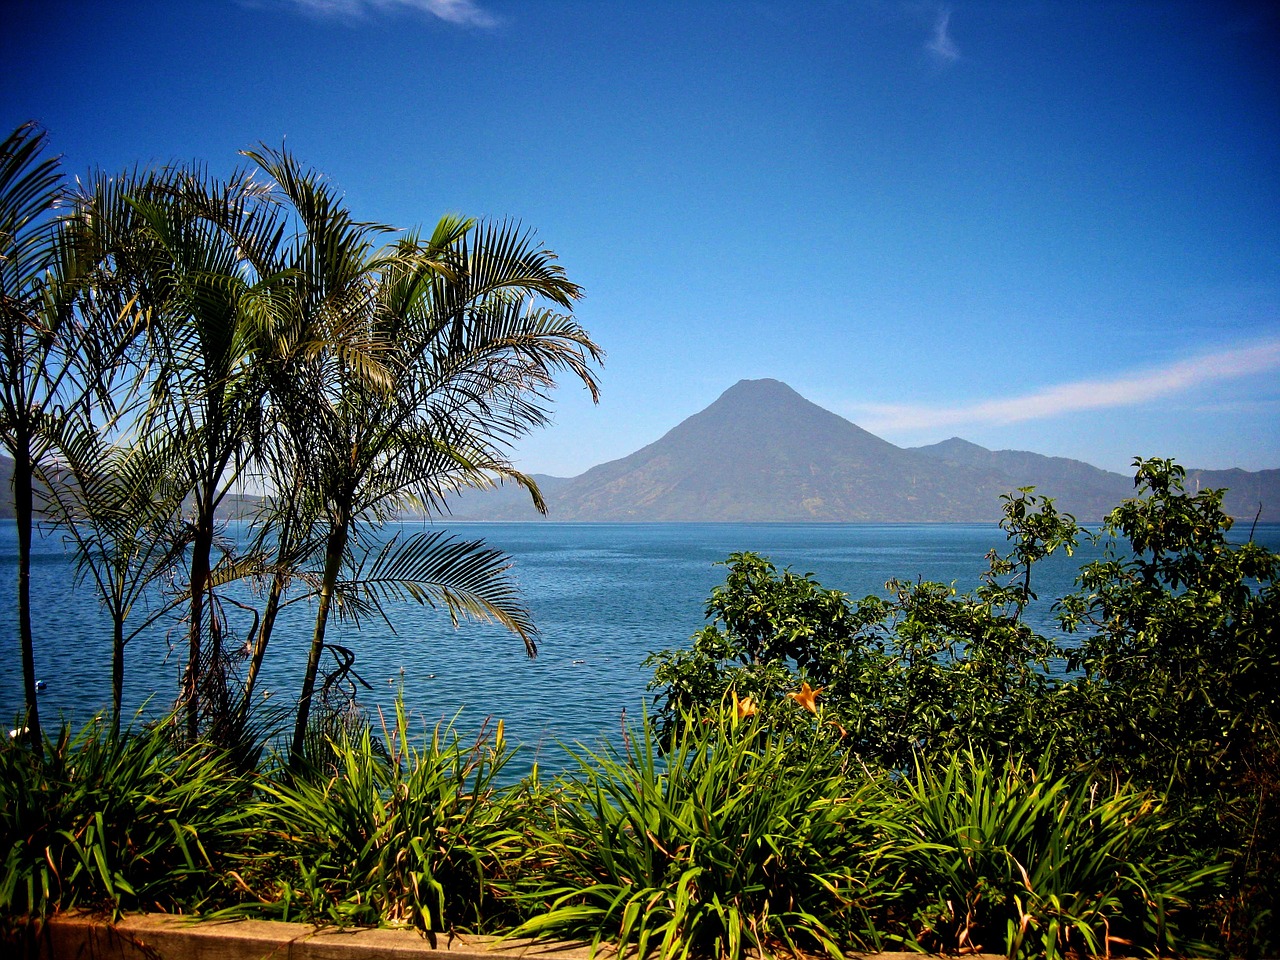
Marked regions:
[646,552,876,745]
[509,705,892,960]
[1059,458,1280,791]
[649,461,1278,791]
[0,702,1242,958]
[647,489,1081,768]
[1056,457,1280,952]
[227,702,530,935]
[647,457,1280,955]
[879,750,1221,958]
[0,716,250,921]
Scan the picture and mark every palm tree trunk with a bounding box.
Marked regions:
[111,616,125,739]
[240,572,281,712]
[241,507,296,711]
[12,437,44,756]
[289,523,348,767]
[185,506,214,742]
[185,400,230,742]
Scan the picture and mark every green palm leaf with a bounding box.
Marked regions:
[335,530,537,656]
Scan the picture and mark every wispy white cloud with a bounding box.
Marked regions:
[853,339,1280,432]
[277,0,500,28]
[926,7,960,64]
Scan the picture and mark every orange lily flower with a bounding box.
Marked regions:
[787,681,822,714]
[732,690,759,718]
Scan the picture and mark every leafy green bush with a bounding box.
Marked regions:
[1058,459,1280,786]
[646,487,1079,769]
[1056,458,1280,952]
[0,716,250,920]
[229,703,530,935]
[879,750,1222,958]
[509,706,894,960]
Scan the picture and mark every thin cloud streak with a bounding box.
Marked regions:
[854,340,1280,432]
[277,0,499,27]
[926,7,960,64]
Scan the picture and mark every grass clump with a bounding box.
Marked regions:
[508,706,894,960]
[878,750,1223,958]
[220,702,532,937]
[0,702,1242,959]
[0,715,250,921]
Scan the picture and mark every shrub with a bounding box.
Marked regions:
[510,705,895,960]
[0,715,250,921]
[231,702,530,935]
[646,493,1077,772]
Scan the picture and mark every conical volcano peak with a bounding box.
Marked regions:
[718,378,804,400]
[434,380,1277,522]
[705,378,834,423]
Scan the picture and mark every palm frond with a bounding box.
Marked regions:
[336,531,537,656]
[36,415,189,635]
[0,122,63,300]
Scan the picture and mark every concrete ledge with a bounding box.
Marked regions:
[12,913,587,960]
[9,912,1000,960]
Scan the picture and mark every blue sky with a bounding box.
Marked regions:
[4,0,1278,476]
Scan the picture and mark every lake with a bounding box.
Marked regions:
[3,519,1277,774]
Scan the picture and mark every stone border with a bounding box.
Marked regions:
[10,913,1000,960]
[14,914,583,960]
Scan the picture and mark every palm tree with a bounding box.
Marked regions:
[75,164,293,741]
[39,424,188,734]
[58,142,602,759]
[0,124,124,750]
[225,146,396,719]
[239,147,603,766]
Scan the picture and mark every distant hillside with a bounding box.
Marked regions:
[0,455,264,522]
[910,437,1133,519]
[443,379,1280,523]
[1184,467,1280,525]
[7,386,1279,524]
[0,455,53,521]
[442,474,571,520]
[910,437,1280,526]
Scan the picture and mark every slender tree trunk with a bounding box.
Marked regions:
[185,503,214,742]
[241,508,295,711]
[184,396,229,742]
[12,438,44,756]
[289,523,348,767]
[241,565,284,711]
[111,616,125,739]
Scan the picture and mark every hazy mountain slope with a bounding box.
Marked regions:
[6,387,1278,523]
[440,474,571,520]
[911,439,1280,523]
[1186,468,1280,525]
[910,437,1133,519]
[0,454,263,522]
[0,456,11,519]
[539,379,1010,520]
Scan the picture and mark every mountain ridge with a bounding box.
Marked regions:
[441,378,1279,523]
[4,379,1277,522]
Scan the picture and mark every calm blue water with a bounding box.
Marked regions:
[3,520,1277,774]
